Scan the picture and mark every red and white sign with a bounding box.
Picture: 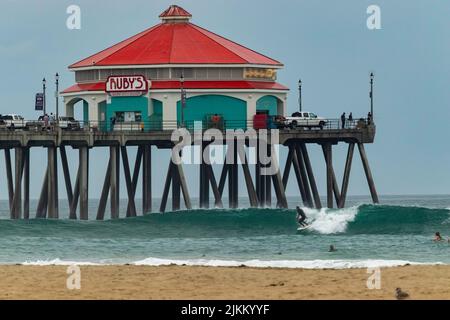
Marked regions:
[106,75,149,95]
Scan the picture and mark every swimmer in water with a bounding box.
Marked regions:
[434,232,443,242]
[329,245,337,252]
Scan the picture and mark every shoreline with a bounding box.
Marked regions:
[0,265,449,299]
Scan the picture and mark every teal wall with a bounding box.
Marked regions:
[98,101,107,131]
[106,96,148,131]
[149,99,163,131]
[83,100,89,123]
[176,95,247,129]
[256,95,278,116]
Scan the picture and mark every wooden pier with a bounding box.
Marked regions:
[0,124,378,220]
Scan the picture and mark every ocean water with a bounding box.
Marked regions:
[0,195,449,268]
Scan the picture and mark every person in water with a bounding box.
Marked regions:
[329,245,337,252]
[434,232,443,242]
[296,206,308,227]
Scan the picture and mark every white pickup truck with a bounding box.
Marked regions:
[285,112,327,129]
[0,114,27,129]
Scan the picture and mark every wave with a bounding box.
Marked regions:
[0,204,448,237]
[19,257,443,269]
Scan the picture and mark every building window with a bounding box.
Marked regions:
[114,111,142,122]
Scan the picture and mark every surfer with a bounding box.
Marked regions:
[296,206,309,228]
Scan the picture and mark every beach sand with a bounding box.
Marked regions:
[0,265,449,300]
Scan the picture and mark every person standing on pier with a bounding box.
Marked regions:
[43,114,49,131]
[341,112,346,129]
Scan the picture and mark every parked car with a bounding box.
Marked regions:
[25,116,46,131]
[59,116,80,130]
[285,112,327,129]
[0,114,27,129]
[0,118,7,130]
[26,116,81,131]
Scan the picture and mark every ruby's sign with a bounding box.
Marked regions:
[106,75,149,96]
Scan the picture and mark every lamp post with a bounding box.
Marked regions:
[180,73,186,127]
[55,73,59,126]
[42,78,47,115]
[370,72,374,121]
[298,79,302,113]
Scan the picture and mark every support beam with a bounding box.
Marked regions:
[199,143,210,209]
[121,146,137,217]
[23,148,30,219]
[324,143,333,209]
[172,161,181,211]
[300,144,322,209]
[128,146,143,215]
[358,143,379,204]
[339,143,355,208]
[174,162,192,210]
[229,141,239,209]
[142,145,152,214]
[12,148,24,219]
[47,146,58,219]
[60,146,73,206]
[159,162,173,213]
[4,149,14,213]
[264,144,272,207]
[110,146,120,219]
[322,145,342,206]
[69,167,80,220]
[218,160,228,197]
[205,164,223,208]
[96,159,111,221]
[294,145,313,208]
[292,149,308,206]
[79,147,89,220]
[270,145,288,209]
[238,150,258,208]
[282,147,294,189]
[36,168,49,218]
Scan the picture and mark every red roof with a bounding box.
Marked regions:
[61,81,288,94]
[159,5,192,18]
[69,6,282,68]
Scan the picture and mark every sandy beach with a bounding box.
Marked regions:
[0,265,448,300]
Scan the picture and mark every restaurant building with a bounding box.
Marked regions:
[61,5,289,131]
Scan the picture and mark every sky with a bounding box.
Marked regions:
[0,0,449,201]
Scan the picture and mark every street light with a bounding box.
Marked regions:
[180,73,186,127]
[370,72,374,121]
[298,79,302,113]
[55,73,59,126]
[42,78,47,115]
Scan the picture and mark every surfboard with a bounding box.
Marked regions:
[297,224,312,232]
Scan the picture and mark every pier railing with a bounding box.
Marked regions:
[0,118,372,133]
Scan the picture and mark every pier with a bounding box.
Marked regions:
[0,120,378,220]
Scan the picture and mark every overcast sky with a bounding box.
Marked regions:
[0,0,449,202]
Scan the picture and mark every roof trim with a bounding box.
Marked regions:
[69,63,284,72]
[61,88,289,98]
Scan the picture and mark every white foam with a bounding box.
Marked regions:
[132,257,442,269]
[22,258,102,266]
[302,206,359,234]
[17,257,444,269]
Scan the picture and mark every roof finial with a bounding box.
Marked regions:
[159,5,192,23]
